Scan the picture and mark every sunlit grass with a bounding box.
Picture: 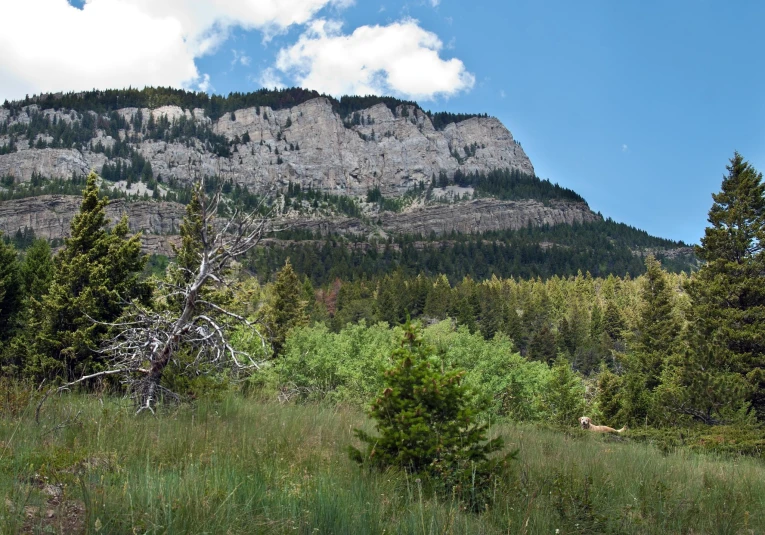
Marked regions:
[1,392,764,534]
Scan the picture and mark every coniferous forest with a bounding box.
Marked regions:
[1,152,765,534]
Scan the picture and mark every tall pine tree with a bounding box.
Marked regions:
[264,259,307,357]
[0,237,22,340]
[32,172,150,380]
[664,153,765,422]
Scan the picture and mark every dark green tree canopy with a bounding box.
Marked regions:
[32,172,150,380]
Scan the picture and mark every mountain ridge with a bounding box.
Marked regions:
[0,87,694,277]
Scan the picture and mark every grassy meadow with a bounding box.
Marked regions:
[1,390,764,535]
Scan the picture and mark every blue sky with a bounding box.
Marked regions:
[2,0,764,244]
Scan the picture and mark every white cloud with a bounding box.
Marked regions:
[622,144,629,153]
[274,19,475,100]
[429,0,440,6]
[257,68,286,90]
[231,50,252,67]
[197,74,213,93]
[0,0,351,101]
[500,90,506,98]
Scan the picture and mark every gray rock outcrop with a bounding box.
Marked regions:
[0,98,533,196]
[0,194,600,256]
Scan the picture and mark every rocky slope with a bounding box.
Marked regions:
[0,195,598,255]
[0,98,533,196]
[0,90,692,270]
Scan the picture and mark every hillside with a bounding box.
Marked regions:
[0,87,694,277]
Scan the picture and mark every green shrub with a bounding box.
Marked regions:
[424,320,551,420]
[265,322,399,404]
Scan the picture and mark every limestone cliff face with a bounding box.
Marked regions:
[0,195,186,254]
[0,98,533,195]
[0,195,599,256]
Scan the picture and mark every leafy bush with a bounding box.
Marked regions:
[264,322,400,404]
[423,320,551,420]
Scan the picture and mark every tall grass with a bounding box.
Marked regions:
[1,392,764,534]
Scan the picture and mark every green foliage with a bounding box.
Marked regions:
[423,320,551,420]
[539,356,587,426]
[595,365,622,425]
[0,236,22,339]
[350,321,513,509]
[264,322,398,404]
[248,220,693,289]
[169,188,204,290]
[19,238,53,302]
[454,167,586,203]
[664,153,765,422]
[30,172,151,380]
[263,260,308,357]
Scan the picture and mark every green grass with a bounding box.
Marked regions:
[1,392,764,534]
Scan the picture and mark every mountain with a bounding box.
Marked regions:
[0,88,694,279]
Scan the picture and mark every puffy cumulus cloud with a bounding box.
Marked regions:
[0,0,351,101]
[125,0,355,50]
[0,0,197,101]
[257,68,286,90]
[274,19,475,100]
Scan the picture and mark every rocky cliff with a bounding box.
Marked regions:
[0,98,533,196]
[0,194,599,255]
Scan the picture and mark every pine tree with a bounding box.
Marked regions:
[664,153,765,422]
[19,238,53,302]
[169,188,204,293]
[540,356,586,426]
[264,259,307,357]
[423,274,451,319]
[350,321,512,508]
[603,300,625,342]
[32,172,150,380]
[0,237,22,339]
[528,324,557,364]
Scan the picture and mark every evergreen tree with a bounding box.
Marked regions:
[32,172,150,380]
[0,237,22,339]
[589,302,604,341]
[595,365,622,425]
[1,239,52,376]
[169,188,205,292]
[631,255,681,389]
[264,259,307,357]
[528,324,557,365]
[423,274,451,319]
[663,153,765,422]
[540,356,586,426]
[19,238,53,302]
[603,300,625,342]
[350,321,512,508]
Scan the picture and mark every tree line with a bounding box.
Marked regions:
[3,87,486,129]
[0,153,762,430]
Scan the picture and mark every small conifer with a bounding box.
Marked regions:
[350,321,514,508]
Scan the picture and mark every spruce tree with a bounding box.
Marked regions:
[33,172,150,380]
[664,153,765,422]
[619,254,682,417]
[264,259,307,357]
[350,321,511,508]
[0,236,22,339]
[423,274,451,319]
[19,238,53,302]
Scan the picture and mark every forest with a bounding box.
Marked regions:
[0,153,764,533]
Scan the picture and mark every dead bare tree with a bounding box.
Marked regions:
[39,179,277,415]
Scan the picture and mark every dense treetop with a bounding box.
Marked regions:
[3,87,485,128]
